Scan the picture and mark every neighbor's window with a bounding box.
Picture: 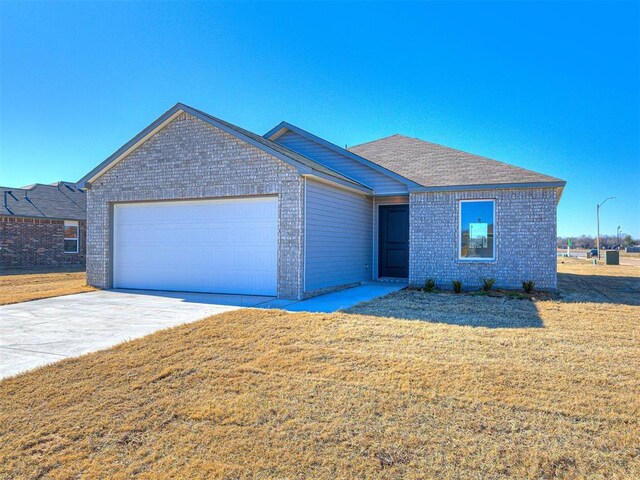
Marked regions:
[64,220,79,253]
[459,200,495,260]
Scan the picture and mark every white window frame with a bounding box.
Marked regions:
[64,220,79,254]
[458,199,496,262]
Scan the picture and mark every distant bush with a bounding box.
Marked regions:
[424,279,436,292]
[481,278,496,292]
[452,280,462,293]
[522,280,535,294]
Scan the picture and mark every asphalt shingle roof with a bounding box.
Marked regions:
[349,134,565,189]
[0,182,86,220]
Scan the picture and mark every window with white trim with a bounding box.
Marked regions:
[459,200,495,260]
[64,220,79,253]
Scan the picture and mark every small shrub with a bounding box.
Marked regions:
[522,280,535,294]
[424,278,436,292]
[481,277,496,292]
[452,280,462,293]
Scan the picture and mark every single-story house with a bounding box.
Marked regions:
[0,182,86,268]
[78,103,565,299]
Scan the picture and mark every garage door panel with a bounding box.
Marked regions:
[113,197,278,295]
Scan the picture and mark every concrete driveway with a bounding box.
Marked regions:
[0,283,403,379]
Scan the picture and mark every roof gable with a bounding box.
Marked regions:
[265,122,420,192]
[78,104,370,193]
[349,134,566,192]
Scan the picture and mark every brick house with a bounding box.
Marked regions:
[0,182,86,269]
[79,103,565,299]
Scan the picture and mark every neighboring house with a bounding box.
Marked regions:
[79,103,565,299]
[0,182,86,268]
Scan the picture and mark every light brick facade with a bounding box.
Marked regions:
[0,216,86,268]
[409,188,558,290]
[85,108,560,298]
[86,113,305,299]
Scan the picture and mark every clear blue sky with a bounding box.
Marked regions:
[1,1,638,237]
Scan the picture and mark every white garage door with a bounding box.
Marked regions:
[113,196,278,296]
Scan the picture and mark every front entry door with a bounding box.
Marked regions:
[378,204,409,278]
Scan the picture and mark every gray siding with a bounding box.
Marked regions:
[410,188,558,290]
[304,179,373,293]
[276,131,408,195]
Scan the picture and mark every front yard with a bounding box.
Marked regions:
[0,268,94,305]
[0,259,638,478]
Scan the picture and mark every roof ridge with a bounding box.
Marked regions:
[347,133,402,150]
[14,182,78,190]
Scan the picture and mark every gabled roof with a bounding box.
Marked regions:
[78,104,371,193]
[264,122,421,188]
[349,134,566,192]
[0,182,86,220]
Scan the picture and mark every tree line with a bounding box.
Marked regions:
[557,233,639,249]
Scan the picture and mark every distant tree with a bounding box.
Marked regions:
[622,234,636,248]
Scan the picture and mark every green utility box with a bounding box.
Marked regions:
[605,250,619,265]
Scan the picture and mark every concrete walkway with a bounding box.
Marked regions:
[0,283,404,379]
[257,283,405,313]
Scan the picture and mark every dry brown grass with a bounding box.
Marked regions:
[0,269,95,305]
[1,260,639,478]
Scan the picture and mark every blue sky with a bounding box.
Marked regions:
[1,1,638,237]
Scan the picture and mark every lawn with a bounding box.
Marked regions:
[0,259,638,478]
[0,268,95,305]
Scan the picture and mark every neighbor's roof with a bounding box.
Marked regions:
[79,103,370,193]
[349,134,566,190]
[0,182,86,220]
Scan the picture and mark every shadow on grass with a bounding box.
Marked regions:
[343,289,544,329]
[558,273,640,306]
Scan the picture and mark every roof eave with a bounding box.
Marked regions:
[263,122,289,141]
[302,173,373,195]
[409,180,567,194]
[0,213,85,221]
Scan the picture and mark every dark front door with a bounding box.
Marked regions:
[378,204,409,278]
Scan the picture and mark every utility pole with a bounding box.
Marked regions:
[617,226,621,248]
[596,197,615,259]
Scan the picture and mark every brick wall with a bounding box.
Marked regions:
[0,216,86,268]
[410,188,558,290]
[86,112,305,299]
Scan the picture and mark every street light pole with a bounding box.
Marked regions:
[596,196,615,259]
